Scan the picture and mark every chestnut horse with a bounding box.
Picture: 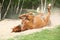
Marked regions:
[12,4,51,32]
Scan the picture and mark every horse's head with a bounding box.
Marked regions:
[12,25,21,32]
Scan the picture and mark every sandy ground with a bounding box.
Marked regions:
[0,14,60,40]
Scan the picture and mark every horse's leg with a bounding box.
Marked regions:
[43,5,51,25]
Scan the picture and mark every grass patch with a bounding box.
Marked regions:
[7,25,60,40]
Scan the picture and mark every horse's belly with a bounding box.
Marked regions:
[34,16,44,28]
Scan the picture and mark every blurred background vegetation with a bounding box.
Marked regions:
[0,0,60,9]
[0,0,60,19]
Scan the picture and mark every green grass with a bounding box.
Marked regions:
[8,25,60,40]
